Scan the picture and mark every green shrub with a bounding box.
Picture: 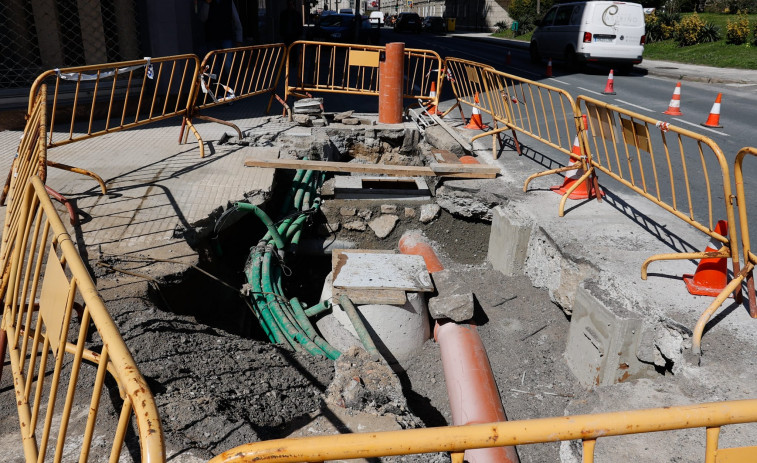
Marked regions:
[645,11,679,42]
[726,14,750,43]
[674,12,706,45]
[494,21,509,33]
[508,0,554,34]
[700,21,722,42]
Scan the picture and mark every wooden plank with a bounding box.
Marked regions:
[432,149,461,164]
[332,253,433,292]
[332,248,397,279]
[244,158,499,179]
[332,287,407,305]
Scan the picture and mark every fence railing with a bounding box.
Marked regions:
[27,54,200,187]
[284,41,442,111]
[574,96,741,290]
[210,399,757,463]
[0,85,48,297]
[1,175,165,463]
[692,146,757,355]
[183,44,289,144]
[482,67,580,166]
[441,58,494,122]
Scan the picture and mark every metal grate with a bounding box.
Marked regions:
[0,0,143,89]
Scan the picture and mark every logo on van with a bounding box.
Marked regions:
[602,5,619,26]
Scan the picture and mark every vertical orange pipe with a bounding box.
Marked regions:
[399,232,519,463]
[379,42,404,124]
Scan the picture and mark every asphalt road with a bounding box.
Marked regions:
[380,28,757,253]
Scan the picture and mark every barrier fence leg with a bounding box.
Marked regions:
[0,327,6,383]
[379,42,405,124]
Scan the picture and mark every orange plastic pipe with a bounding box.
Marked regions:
[398,231,444,273]
[399,233,519,463]
[379,42,405,124]
[434,322,519,463]
[460,156,480,164]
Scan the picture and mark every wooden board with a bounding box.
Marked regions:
[332,249,407,305]
[332,253,433,292]
[243,158,499,179]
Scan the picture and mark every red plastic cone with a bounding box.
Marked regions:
[551,136,603,200]
[663,82,683,116]
[602,69,616,95]
[546,58,553,77]
[426,81,438,115]
[683,220,729,296]
[464,92,489,130]
[702,93,723,128]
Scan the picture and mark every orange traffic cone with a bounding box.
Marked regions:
[426,81,438,115]
[602,69,616,95]
[551,136,603,200]
[546,58,553,77]
[663,82,683,116]
[464,93,489,130]
[702,93,723,128]
[683,220,729,297]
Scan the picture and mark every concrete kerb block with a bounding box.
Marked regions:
[487,206,531,277]
[564,279,654,387]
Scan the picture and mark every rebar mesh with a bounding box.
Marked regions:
[0,0,142,89]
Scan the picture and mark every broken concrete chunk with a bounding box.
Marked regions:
[368,215,399,239]
[419,204,441,223]
[293,98,323,115]
[344,220,367,231]
[312,118,327,127]
[428,293,475,322]
[380,204,397,214]
[333,110,354,122]
[358,209,373,220]
[342,118,360,125]
[293,114,313,126]
[340,207,357,217]
[424,125,465,156]
[404,207,416,218]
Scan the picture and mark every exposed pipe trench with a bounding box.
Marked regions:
[399,232,520,463]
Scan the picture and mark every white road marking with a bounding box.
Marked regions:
[672,118,729,137]
[577,87,604,96]
[549,78,570,85]
[615,99,654,112]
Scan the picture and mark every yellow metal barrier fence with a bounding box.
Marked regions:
[692,147,757,355]
[211,399,757,463]
[28,54,201,186]
[441,58,495,124]
[482,67,581,165]
[1,175,165,463]
[184,44,288,144]
[284,41,442,110]
[574,96,741,287]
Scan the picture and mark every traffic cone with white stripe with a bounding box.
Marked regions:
[550,136,603,199]
[602,69,616,95]
[663,82,683,116]
[464,92,489,130]
[701,93,723,128]
[546,58,553,77]
[683,220,729,297]
[426,81,438,115]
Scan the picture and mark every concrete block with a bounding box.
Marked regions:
[424,125,465,156]
[380,204,397,214]
[487,206,531,277]
[343,220,367,231]
[419,204,440,223]
[564,280,653,387]
[428,293,474,322]
[368,214,399,239]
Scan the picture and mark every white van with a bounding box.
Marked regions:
[369,11,385,26]
[530,1,645,71]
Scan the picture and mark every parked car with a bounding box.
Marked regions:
[422,16,446,34]
[369,11,385,26]
[529,1,645,72]
[312,13,377,44]
[394,12,421,33]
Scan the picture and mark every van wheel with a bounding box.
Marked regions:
[530,42,540,64]
[564,47,579,72]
